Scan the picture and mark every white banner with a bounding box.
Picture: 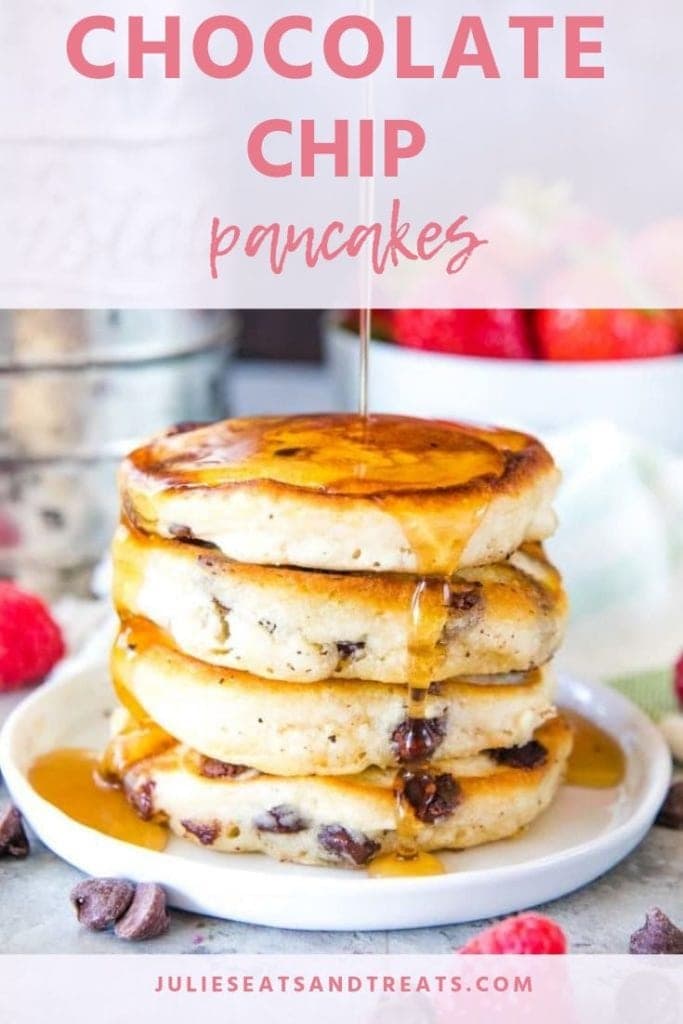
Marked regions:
[1,954,682,1023]
[1,1,681,307]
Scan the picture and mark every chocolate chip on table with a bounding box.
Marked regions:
[401,770,462,824]
[70,878,135,931]
[114,883,171,942]
[629,908,683,954]
[488,740,548,770]
[318,824,380,866]
[655,781,683,830]
[391,716,446,762]
[198,757,248,779]
[254,804,307,834]
[0,805,30,859]
[181,820,220,846]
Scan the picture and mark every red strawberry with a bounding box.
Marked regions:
[393,309,534,359]
[535,309,678,361]
[675,652,683,708]
[459,912,568,954]
[0,582,65,691]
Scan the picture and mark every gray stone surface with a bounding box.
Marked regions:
[1,776,681,954]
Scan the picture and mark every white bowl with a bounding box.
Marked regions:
[326,328,683,450]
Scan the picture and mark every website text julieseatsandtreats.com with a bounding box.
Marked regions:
[152,972,534,994]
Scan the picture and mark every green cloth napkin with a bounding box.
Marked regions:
[608,668,676,721]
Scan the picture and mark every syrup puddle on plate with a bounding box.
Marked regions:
[29,748,168,851]
[561,708,626,788]
[368,850,445,878]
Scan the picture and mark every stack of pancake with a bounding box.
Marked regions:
[107,414,571,871]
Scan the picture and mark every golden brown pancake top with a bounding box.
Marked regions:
[125,413,548,497]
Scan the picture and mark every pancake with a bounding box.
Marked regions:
[113,524,567,683]
[119,414,559,574]
[120,717,572,868]
[111,620,557,776]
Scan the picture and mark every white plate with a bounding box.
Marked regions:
[0,665,671,931]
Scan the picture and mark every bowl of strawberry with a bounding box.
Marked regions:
[327,309,683,449]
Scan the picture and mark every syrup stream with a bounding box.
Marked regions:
[357,0,375,423]
[358,307,370,420]
[353,3,442,874]
[353,0,442,875]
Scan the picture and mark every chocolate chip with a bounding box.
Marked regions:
[655,781,683,830]
[335,641,366,666]
[124,779,156,820]
[391,716,446,762]
[114,883,171,942]
[254,804,307,834]
[71,878,135,931]
[181,820,220,846]
[629,908,683,954]
[440,585,483,642]
[488,740,548,770]
[448,585,482,613]
[199,757,248,779]
[273,447,306,457]
[318,824,380,866]
[168,524,195,541]
[401,770,462,824]
[0,805,30,859]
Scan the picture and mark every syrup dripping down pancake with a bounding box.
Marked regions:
[111,619,558,777]
[112,522,567,684]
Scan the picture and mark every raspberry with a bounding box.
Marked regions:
[0,582,65,691]
[393,309,534,359]
[675,652,683,707]
[459,912,568,954]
